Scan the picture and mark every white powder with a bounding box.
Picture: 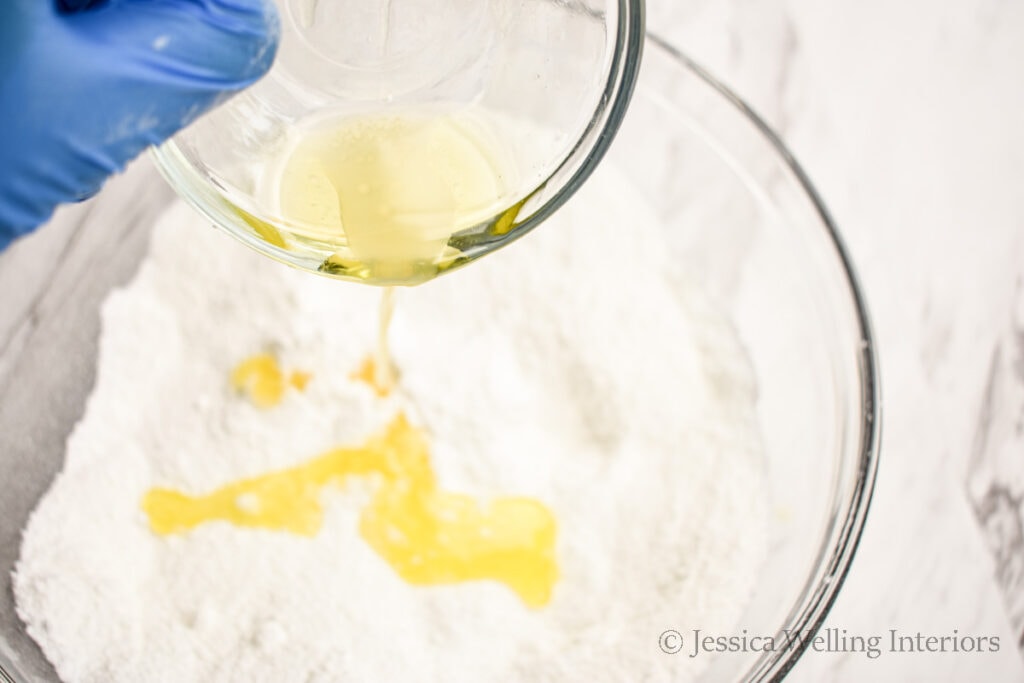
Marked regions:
[13,164,767,683]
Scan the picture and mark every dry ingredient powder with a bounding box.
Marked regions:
[14,165,767,683]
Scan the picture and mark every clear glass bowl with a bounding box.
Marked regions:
[152,0,645,285]
[0,36,879,683]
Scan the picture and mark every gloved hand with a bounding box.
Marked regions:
[0,0,280,250]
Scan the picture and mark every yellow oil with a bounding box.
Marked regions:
[152,117,558,605]
[349,288,397,396]
[273,113,516,285]
[350,356,391,397]
[144,354,559,608]
[231,354,311,408]
[373,287,397,392]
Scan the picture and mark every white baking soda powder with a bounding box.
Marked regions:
[13,164,767,683]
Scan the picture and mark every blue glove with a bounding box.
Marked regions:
[0,0,280,250]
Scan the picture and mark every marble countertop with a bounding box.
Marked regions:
[2,1,1022,681]
[655,0,1024,680]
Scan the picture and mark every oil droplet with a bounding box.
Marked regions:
[350,357,391,397]
[142,414,558,607]
[231,354,310,408]
[290,370,312,392]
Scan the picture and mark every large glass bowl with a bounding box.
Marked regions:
[0,36,879,683]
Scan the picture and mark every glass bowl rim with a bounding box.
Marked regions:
[0,30,880,683]
[640,34,882,683]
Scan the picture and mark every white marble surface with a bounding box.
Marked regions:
[653,0,1024,680]
[2,2,1023,681]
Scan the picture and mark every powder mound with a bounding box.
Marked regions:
[14,164,767,683]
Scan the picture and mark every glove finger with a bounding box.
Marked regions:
[55,0,279,176]
[68,0,279,88]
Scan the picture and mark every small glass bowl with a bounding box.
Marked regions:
[152,0,645,285]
